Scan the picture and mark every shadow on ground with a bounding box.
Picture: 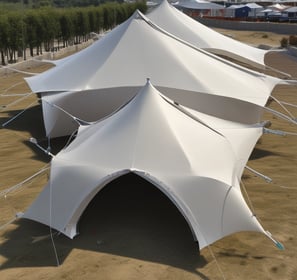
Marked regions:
[1,104,76,160]
[0,105,45,137]
[0,173,209,279]
[249,147,281,160]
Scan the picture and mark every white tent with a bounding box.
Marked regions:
[174,0,224,11]
[245,3,264,17]
[25,10,282,137]
[23,81,269,249]
[268,3,289,11]
[147,0,269,69]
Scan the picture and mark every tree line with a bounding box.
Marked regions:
[0,0,124,9]
[0,1,147,65]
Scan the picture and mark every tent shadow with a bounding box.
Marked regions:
[249,147,280,160]
[0,174,209,279]
[0,105,45,139]
[1,103,73,162]
[22,135,73,162]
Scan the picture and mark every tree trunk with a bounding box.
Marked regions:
[23,47,26,60]
[1,50,5,65]
[30,45,34,57]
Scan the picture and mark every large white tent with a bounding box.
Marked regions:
[25,10,282,137]
[147,0,269,69]
[23,81,270,249]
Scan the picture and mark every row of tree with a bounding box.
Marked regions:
[0,0,124,9]
[0,1,147,65]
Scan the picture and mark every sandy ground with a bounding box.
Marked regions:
[213,28,289,48]
[0,30,297,280]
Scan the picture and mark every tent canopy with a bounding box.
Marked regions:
[174,0,224,10]
[23,81,266,249]
[25,9,281,137]
[147,0,269,69]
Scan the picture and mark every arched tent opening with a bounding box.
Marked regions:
[77,173,200,256]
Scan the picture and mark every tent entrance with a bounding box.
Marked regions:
[77,173,199,255]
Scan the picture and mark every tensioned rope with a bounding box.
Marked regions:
[264,106,297,125]
[240,176,285,250]
[49,177,60,266]
[0,65,38,76]
[0,81,27,96]
[1,99,38,127]
[0,164,50,235]
[264,128,297,136]
[206,244,226,280]
[240,179,259,221]
[245,165,297,190]
[280,101,297,109]
[0,164,50,198]
[271,96,296,120]
[0,92,35,112]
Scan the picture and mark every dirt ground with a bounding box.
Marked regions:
[213,28,289,48]
[0,30,297,280]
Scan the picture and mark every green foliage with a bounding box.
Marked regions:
[0,1,147,63]
[280,37,288,48]
[0,0,132,9]
[280,35,297,48]
[289,35,297,46]
[0,15,10,65]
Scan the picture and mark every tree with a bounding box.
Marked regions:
[24,10,40,56]
[40,9,60,51]
[7,12,23,63]
[0,15,9,65]
[59,10,74,47]
[72,8,90,44]
[0,1,147,63]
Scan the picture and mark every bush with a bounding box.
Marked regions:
[280,37,288,48]
[289,35,297,46]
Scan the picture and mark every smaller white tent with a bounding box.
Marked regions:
[268,3,289,11]
[24,81,272,250]
[147,0,269,69]
[245,3,264,17]
[174,0,224,12]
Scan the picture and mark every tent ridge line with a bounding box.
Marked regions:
[138,10,270,80]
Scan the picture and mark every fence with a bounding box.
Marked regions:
[196,18,297,35]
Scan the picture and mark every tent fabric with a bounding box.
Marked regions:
[225,5,250,18]
[25,10,279,97]
[268,3,289,11]
[25,9,281,137]
[174,102,264,179]
[286,6,297,12]
[245,3,263,9]
[23,81,266,249]
[41,86,266,138]
[147,0,269,69]
[174,0,224,10]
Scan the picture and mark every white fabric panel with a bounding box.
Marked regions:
[24,8,281,137]
[42,86,265,138]
[41,87,139,137]
[222,185,266,236]
[181,105,264,178]
[24,81,265,247]
[25,10,279,103]
[148,0,268,68]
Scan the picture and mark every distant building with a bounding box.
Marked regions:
[173,0,225,17]
[225,4,251,18]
